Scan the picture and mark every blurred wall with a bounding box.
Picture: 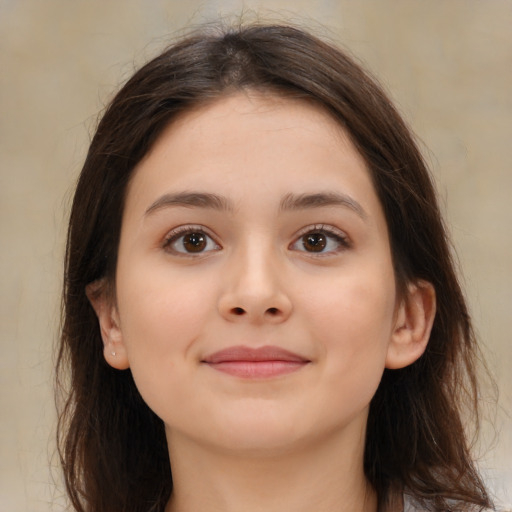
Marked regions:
[1,1,511,510]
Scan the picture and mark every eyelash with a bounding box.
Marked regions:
[290,224,351,255]
[162,225,220,256]
[162,224,350,256]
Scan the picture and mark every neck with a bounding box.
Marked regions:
[164,423,378,512]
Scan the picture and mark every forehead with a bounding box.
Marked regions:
[131,92,370,189]
[165,91,347,142]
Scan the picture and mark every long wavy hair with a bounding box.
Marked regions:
[56,23,493,512]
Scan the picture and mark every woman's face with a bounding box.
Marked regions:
[99,92,424,455]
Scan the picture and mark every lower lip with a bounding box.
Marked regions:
[204,361,308,378]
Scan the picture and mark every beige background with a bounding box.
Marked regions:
[1,1,511,510]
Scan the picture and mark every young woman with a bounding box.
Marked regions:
[56,23,494,512]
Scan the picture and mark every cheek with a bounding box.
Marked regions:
[115,272,218,423]
[115,265,216,389]
[303,266,396,338]
[301,270,396,397]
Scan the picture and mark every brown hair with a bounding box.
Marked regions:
[57,23,493,511]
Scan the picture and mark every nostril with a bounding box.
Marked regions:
[266,307,279,315]
[232,307,245,315]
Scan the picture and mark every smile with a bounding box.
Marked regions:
[202,345,311,378]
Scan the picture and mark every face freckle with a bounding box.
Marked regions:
[110,91,402,455]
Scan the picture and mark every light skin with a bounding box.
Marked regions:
[88,92,435,512]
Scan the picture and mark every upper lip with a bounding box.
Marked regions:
[202,345,310,364]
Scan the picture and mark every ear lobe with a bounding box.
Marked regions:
[85,279,130,370]
[385,280,436,370]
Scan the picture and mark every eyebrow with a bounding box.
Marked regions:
[144,190,367,220]
[145,192,235,216]
[279,192,367,220]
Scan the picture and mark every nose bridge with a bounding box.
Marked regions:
[218,234,292,323]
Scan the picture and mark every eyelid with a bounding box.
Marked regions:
[289,224,351,254]
[162,225,221,255]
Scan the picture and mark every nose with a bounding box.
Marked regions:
[217,244,292,324]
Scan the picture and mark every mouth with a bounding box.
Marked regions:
[201,345,311,378]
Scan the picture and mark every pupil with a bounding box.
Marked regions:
[183,233,206,252]
[303,233,326,252]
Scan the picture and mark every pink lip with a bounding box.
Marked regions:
[202,345,310,378]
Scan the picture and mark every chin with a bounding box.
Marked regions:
[211,410,344,457]
[169,406,311,456]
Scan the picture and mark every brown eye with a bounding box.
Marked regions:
[182,232,207,252]
[165,228,220,255]
[290,227,349,255]
[302,233,327,252]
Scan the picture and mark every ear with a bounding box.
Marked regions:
[385,280,436,369]
[85,279,130,370]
